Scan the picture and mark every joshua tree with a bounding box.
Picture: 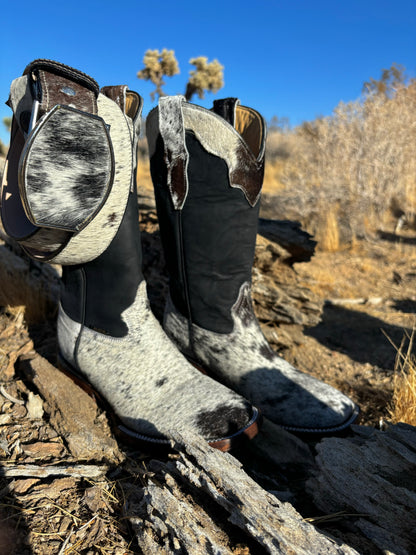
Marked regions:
[184,57,224,101]
[137,49,224,102]
[137,49,179,101]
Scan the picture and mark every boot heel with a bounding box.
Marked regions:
[208,407,262,451]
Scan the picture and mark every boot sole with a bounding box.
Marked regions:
[281,404,360,436]
[57,353,261,452]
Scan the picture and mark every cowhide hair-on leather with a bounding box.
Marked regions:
[46,93,133,265]
[57,280,253,442]
[146,96,265,209]
[2,69,134,265]
[163,282,358,433]
[20,105,113,233]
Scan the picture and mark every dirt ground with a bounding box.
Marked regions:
[286,231,416,428]
[0,188,415,553]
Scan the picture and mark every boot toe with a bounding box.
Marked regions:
[195,401,256,441]
[239,363,359,434]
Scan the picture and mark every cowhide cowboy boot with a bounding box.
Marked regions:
[1,60,260,450]
[146,95,359,434]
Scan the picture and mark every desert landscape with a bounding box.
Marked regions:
[0,64,415,553]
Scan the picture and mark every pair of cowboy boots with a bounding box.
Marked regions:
[1,60,358,450]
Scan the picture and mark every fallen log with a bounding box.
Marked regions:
[307,423,416,554]
[18,354,123,464]
[127,431,358,555]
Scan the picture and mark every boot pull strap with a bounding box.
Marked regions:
[158,95,189,210]
[101,85,128,114]
[212,97,240,127]
[101,86,144,193]
[23,59,99,126]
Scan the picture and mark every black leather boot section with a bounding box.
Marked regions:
[152,131,260,334]
[61,190,144,336]
[212,98,239,126]
[150,135,189,321]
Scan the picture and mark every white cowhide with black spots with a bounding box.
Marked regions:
[20,105,113,232]
[48,93,132,265]
[2,76,132,265]
[146,97,264,208]
[163,282,358,433]
[57,280,253,442]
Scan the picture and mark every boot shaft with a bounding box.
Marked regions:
[146,96,266,333]
[61,189,144,337]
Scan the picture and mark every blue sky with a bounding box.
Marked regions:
[0,0,415,144]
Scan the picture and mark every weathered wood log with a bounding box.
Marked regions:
[18,354,123,464]
[127,431,358,555]
[0,464,107,479]
[307,423,416,555]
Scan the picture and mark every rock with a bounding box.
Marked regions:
[257,218,317,264]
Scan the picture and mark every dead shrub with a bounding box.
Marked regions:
[264,75,416,242]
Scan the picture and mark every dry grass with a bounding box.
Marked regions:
[136,153,153,192]
[388,330,416,426]
[263,158,286,194]
[314,204,340,252]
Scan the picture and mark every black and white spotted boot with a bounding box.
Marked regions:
[146,95,359,435]
[1,60,260,450]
